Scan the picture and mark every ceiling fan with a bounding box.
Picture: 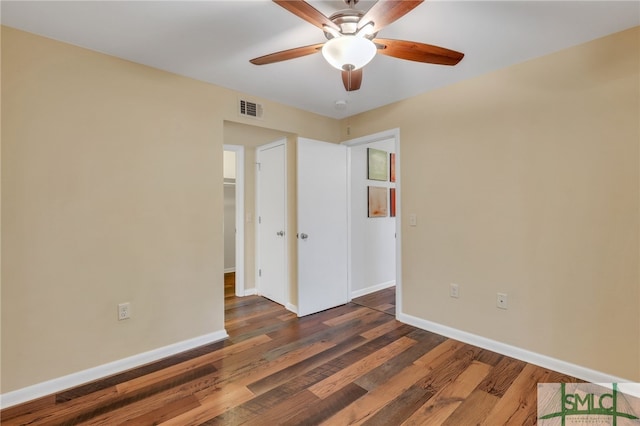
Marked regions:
[250,0,464,91]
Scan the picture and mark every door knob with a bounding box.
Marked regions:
[300,233,309,240]
[276,230,284,237]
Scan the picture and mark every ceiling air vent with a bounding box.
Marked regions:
[239,99,263,119]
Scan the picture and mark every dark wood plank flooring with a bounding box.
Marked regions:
[352,286,395,316]
[1,274,580,425]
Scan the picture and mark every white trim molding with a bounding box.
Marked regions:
[244,288,258,296]
[0,330,228,409]
[287,303,298,315]
[397,312,632,385]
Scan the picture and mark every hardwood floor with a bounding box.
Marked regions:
[1,276,580,425]
[352,286,396,316]
[225,272,235,298]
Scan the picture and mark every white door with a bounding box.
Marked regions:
[257,140,287,305]
[297,138,348,316]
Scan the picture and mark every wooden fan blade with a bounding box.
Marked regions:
[359,0,424,33]
[374,38,464,65]
[342,68,363,91]
[250,43,324,65]
[273,0,339,31]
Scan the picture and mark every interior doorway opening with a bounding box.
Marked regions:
[222,123,400,321]
[344,128,401,315]
[223,145,245,297]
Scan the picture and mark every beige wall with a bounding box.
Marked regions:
[0,26,339,393]
[343,27,640,380]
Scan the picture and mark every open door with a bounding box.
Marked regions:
[297,138,348,316]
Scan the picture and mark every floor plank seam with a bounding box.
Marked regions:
[351,300,396,316]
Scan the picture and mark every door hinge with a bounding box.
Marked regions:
[258,216,261,224]
[256,162,261,171]
[259,269,262,277]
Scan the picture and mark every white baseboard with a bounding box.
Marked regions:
[397,312,632,385]
[244,288,257,296]
[0,329,229,409]
[286,303,298,314]
[351,280,395,299]
[224,267,236,273]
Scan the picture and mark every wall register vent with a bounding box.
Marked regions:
[239,99,263,119]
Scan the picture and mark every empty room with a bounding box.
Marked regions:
[1,1,639,424]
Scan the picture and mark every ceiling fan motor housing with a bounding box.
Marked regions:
[325,10,373,39]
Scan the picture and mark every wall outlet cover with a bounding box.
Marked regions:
[497,293,508,310]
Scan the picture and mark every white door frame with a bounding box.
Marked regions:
[342,128,402,316]
[223,144,245,297]
[255,138,289,305]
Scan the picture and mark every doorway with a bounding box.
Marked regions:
[223,145,245,297]
[344,129,401,314]
[223,122,400,320]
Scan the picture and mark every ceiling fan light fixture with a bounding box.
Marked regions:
[322,36,376,71]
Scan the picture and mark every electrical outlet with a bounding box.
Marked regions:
[449,283,460,298]
[497,293,508,310]
[118,302,131,320]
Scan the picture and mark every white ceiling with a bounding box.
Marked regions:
[2,1,638,119]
